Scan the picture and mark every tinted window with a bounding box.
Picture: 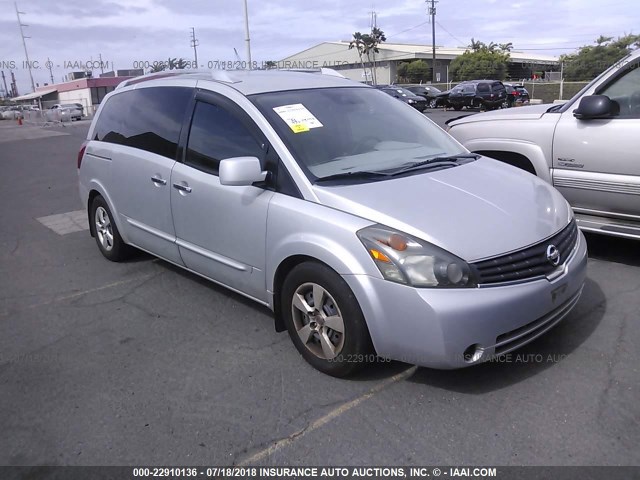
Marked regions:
[477,84,490,93]
[185,101,264,175]
[94,86,192,159]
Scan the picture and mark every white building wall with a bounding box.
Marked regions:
[58,88,93,111]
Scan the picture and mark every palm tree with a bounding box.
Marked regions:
[149,63,166,73]
[365,27,386,85]
[349,32,369,82]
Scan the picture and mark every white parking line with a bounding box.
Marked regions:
[36,210,89,235]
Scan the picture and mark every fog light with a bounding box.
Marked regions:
[463,344,484,363]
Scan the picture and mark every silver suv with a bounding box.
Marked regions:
[448,49,640,240]
[78,70,587,377]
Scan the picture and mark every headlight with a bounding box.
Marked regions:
[407,99,416,104]
[357,225,477,288]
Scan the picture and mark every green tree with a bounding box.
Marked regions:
[349,32,370,82]
[449,39,511,81]
[396,61,410,82]
[560,34,640,81]
[363,27,387,85]
[406,60,430,83]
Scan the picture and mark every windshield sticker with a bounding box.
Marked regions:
[273,104,323,133]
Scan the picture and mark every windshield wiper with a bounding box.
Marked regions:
[314,170,390,183]
[389,153,480,175]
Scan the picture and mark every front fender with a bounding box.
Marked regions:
[265,195,379,296]
[463,138,552,183]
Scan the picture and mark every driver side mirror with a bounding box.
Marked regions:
[219,156,267,186]
[574,95,619,120]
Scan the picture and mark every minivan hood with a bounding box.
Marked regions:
[312,158,570,262]
[449,103,556,126]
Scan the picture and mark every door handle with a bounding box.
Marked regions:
[151,176,167,186]
[172,183,192,193]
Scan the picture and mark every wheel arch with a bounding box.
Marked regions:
[86,182,128,243]
[462,139,552,182]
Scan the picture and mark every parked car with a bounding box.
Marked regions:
[379,87,428,111]
[447,48,640,240]
[78,69,586,377]
[405,85,442,108]
[50,103,83,121]
[1,106,22,120]
[503,83,530,107]
[433,89,452,108]
[448,80,507,111]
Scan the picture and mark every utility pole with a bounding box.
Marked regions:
[242,0,252,68]
[11,71,18,97]
[190,28,199,67]
[98,53,105,75]
[46,57,54,84]
[428,0,438,83]
[1,71,9,98]
[370,10,378,85]
[15,2,35,93]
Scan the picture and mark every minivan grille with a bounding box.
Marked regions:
[472,220,578,285]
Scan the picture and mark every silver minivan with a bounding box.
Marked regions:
[78,70,587,377]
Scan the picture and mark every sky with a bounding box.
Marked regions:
[0,0,638,95]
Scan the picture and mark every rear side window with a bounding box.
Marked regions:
[93,86,192,159]
[185,101,264,175]
[491,83,505,93]
[477,84,490,93]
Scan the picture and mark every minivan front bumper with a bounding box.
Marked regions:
[343,231,588,369]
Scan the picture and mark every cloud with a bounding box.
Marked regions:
[0,0,637,93]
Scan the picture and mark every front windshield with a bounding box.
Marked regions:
[251,87,466,181]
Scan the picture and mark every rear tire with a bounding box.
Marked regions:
[90,195,132,262]
[281,262,373,377]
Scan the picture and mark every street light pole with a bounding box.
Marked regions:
[242,0,252,68]
[15,2,35,92]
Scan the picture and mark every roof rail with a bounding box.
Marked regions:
[275,67,346,78]
[116,69,238,89]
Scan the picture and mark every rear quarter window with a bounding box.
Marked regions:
[93,86,192,159]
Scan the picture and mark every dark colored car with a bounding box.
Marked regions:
[503,83,530,107]
[379,87,428,111]
[405,85,442,108]
[448,80,507,111]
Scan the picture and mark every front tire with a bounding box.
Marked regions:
[281,262,373,377]
[90,195,132,262]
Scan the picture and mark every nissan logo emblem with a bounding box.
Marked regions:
[546,245,560,266]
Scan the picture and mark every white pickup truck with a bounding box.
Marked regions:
[448,48,640,240]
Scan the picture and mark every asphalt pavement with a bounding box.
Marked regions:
[0,114,638,467]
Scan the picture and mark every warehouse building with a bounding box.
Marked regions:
[279,41,559,85]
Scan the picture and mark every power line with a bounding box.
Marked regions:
[435,20,465,46]
[387,20,429,39]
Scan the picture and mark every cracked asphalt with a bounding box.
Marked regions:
[0,114,638,467]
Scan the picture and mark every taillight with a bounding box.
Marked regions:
[77,142,87,169]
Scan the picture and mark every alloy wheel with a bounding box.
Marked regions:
[291,282,345,360]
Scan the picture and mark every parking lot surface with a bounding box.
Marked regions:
[0,114,638,466]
